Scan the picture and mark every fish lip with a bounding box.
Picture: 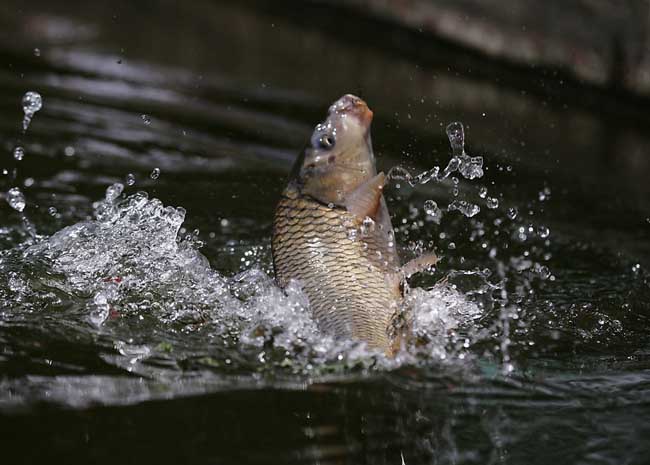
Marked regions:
[328,94,373,128]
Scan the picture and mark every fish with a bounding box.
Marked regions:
[272,94,437,354]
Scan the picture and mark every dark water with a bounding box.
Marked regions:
[1,1,650,464]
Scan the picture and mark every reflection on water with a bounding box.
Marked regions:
[0,0,650,464]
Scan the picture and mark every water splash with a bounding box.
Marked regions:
[445,122,484,180]
[448,200,480,218]
[21,91,43,132]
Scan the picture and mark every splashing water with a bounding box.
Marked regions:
[5,185,485,372]
[21,91,43,132]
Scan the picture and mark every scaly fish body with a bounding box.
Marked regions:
[273,186,399,349]
[272,94,436,353]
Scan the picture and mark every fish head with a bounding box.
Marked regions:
[291,94,376,205]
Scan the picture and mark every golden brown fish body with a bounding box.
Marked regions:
[272,95,436,353]
[273,186,400,349]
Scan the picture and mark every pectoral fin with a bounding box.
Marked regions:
[401,253,439,279]
[345,172,386,220]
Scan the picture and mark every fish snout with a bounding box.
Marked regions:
[329,94,373,127]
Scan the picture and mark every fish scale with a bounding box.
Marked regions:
[273,187,399,350]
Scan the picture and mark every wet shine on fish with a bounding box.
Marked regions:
[272,95,436,354]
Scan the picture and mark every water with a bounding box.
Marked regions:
[1,1,650,464]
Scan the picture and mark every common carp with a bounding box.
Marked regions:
[272,94,437,354]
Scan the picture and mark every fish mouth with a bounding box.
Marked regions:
[328,94,373,128]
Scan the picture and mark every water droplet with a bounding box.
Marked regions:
[486,197,499,209]
[24,177,34,187]
[64,146,75,157]
[21,91,43,132]
[141,114,151,125]
[446,122,465,156]
[6,187,26,212]
[478,186,488,198]
[507,207,518,220]
[48,206,58,216]
[360,216,375,235]
[458,155,484,180]
[448,200,480,218]
[423,200,438,216]
[535,264,551,279]
[632,263,641,273]
[33,48,41,57]
[150,168,160,180]
[126,173,136,186]
[13,146,24,161]
[448,242,456,250]
[537,225,550,238]
[105,183,124,202]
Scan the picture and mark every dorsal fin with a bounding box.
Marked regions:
[345,172,386,220]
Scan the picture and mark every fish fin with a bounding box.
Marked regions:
[400,253,439,279]
[345,172,386,220]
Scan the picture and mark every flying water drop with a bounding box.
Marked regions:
[424,199,443,223]
[507,207,518,220]
[6,187,26,212]
[150,168,161,180]
[126,173,136,186]
[446,122,465,157]
[448,200,480,218]
[21,91,43,132]
[141,114,151,125]
[486,197,499,209]
[13,146,24,161]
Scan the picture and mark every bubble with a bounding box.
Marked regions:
[13,146,24,161]
[486,197,499,209]
[507,207,518,220]
[6,187,26,212]
[24,178,34,187]
[150,168,161,180]
[537,225,550,238]
[64,146,76,157]
[141,114,151,125]
[448,200,480,218]
[478,186,488,198]
[126,173,136,186]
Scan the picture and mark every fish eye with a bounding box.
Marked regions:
[318,134,336,149]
